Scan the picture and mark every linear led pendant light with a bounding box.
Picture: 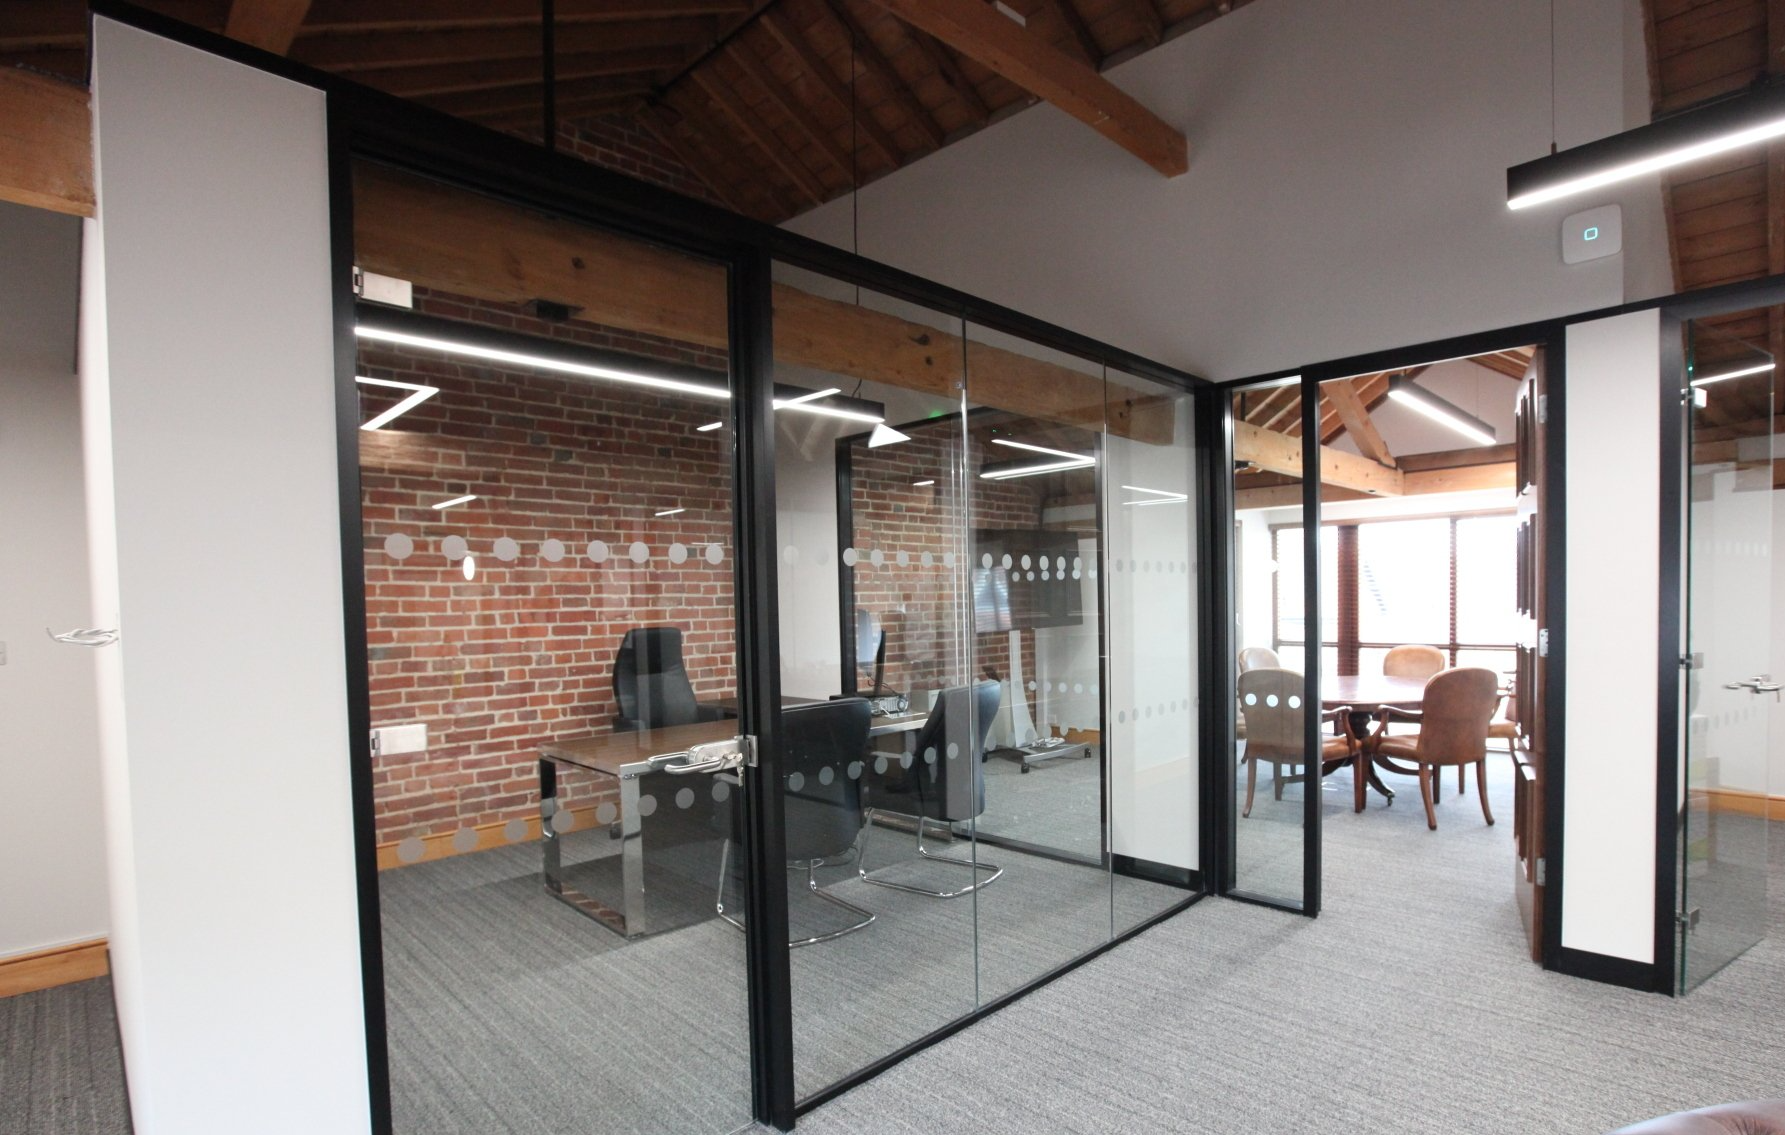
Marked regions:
[1386,377,1497,446]
[1689,360,1775,387]
[1507,82,1785,210]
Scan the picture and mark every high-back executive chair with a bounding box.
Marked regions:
[716,698,876,947]
[1237,646,1282,673]
[612,627,733,732]
[859,679,1003,898]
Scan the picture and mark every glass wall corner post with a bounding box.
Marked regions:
[1299,373,1323,917]
[1199,383,1237,896]
[729,244,798,1129]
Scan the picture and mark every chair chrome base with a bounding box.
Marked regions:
[715,841,876,948]
[857,809,1003,898]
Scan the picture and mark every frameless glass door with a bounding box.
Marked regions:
[1679,314,1775,991]
[1225,377,1315,909]
[352,162,756,1134]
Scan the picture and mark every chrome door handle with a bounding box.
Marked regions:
[1723,676,1781,699]
[46,627,118,647]
[656,736,755,775]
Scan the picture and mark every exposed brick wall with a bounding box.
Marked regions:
[846,427,1057,726]
[359,307,735,845]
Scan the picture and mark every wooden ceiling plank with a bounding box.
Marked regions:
[225,0,313,54]
[666,88,801,218]
[820,0,948,150]
[0,68,93,218]
[639,106,753,214]
[419,76,652,118]
[1324,378,1396,467]
[727,39,854,179]
[360,47,686,99]
[861,0,1188,175]
[298,0,747,34]
[1126,0,1163,46]
[474,93,647,129]
[902,22,991,122]
[291,19,715,72]
[1034,0,1102,65]
[692,69,829,207]
[761,9,902,166]
[0,1,224,51]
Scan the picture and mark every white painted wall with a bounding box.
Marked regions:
[784,0,1667,381]
[1561,309,1661,964]
[87,20,368,1133]
[0,201,109,958]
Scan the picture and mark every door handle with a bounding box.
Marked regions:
[46,627,118,647]
[655,736,756,775]
[1723,676,1781,700]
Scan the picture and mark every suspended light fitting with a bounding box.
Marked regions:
[981,437,1095,480]
[1507,83,1785,210]
[1689,360,1775,387]
[1385,377,1497,447]
[356,376,439,430]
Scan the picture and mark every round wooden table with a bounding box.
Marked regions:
[1321,674,1427,803]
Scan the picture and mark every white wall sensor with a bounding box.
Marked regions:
[1562,204,1622,265]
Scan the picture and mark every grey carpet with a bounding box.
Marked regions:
[797,763,1785,1135]
[0,975,131,1135]
[378,817,1184,1133]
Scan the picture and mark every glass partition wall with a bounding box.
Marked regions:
[770,262,1201,1101]
[342,154,1206,1133]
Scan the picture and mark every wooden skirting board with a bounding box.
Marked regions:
[376,803,604,871]
[0,938,109,999]
[1701,788,1785,821]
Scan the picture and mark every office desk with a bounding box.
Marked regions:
[539,721,735,939]
[539,705,926,938]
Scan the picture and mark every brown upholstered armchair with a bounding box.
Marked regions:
[1366,666,1499,830]
[1238,667,1360,816]
[1609,1100,1785,1133]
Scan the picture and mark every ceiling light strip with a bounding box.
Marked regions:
[1689,361,1775,387]
[356,376,440,431]
[355,325,731,401]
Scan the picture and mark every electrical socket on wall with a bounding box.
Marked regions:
[372,723,427,755]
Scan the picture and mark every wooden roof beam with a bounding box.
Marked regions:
[356,47,686,99]
[1323,378,1395,467]
[1232,420,1402,497]
[225,0,312,54]
[297,0,748,33]
[861,0,1186,175]
[0,68,93,217]
[291,19,716,72]
[761,9,902,166]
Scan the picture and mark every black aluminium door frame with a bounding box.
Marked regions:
[325,133,800,1127]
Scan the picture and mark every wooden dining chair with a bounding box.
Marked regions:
[1382,644,1446,680]
[1367,667,1500,830]
[1238,668,1361,816]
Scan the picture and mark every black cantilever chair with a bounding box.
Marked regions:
[858,679,1003,898]
[717,698,877,947]
[612,626,734,732]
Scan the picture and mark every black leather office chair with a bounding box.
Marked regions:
[612,627,733,732]
[716,698,877,947]
[858,679,1003,897]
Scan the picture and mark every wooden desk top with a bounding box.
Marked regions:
[541,721,735,778]
[1321,674,1427,710]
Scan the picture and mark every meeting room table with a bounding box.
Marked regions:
[1320,673,1427,806]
